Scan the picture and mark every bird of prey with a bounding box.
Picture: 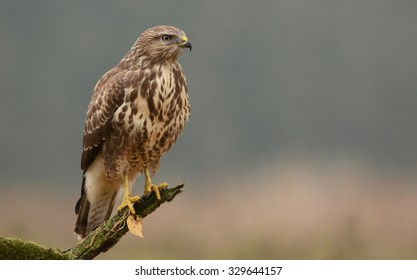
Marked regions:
[74,25,191,240]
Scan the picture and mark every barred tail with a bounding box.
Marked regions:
[74,171,118,240]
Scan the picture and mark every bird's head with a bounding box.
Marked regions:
[135,25,192,63]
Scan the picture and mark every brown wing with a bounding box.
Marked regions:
[75,68,127,225]
[81,68,126,171]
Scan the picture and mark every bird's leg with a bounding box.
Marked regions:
[143,168,167,200]
[118,174,140,214]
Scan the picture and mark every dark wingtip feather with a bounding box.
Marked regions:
[74,176,89,239]
[74,194,90,240]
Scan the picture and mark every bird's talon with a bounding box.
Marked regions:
[118,195,140,214]
[144,182,167,200]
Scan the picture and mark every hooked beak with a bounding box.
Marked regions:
[178,35,192,51]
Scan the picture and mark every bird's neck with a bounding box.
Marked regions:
[119,55,177,71]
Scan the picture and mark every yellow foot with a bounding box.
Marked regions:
[144,182,167,200]
[118,195,141,214]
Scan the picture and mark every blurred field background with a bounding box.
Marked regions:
[1,1,417,259]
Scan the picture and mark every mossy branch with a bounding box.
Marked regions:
[0,184,184,260]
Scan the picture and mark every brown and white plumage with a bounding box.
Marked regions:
[74,25,191,239]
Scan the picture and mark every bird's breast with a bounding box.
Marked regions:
[113,63,190,172]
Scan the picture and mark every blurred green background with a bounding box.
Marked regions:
[1,0,417,259]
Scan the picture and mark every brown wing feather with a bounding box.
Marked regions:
[81,68,126,171]
[76,68,126,218]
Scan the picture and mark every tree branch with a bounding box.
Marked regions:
[0,184,184,260]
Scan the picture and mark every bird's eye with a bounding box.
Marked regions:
[161,35,171,41]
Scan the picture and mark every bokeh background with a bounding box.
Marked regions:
[1,0,417,259]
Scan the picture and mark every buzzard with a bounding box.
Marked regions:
[74,25,191,239]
